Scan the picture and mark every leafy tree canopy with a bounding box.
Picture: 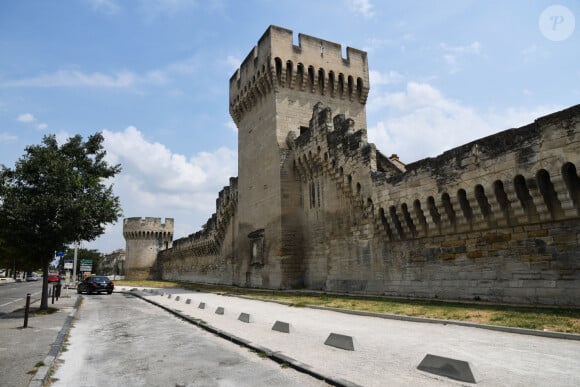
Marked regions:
[0,132,122,307]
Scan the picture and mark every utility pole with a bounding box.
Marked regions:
[73,243,78,283]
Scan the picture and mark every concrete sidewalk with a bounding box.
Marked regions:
[0,290,79,387]
[123,286,580,387]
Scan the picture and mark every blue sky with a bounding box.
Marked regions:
[1,0,578,253]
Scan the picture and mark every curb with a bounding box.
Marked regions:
[123,290,361,387]
[229,294,580,341]
[308,305,580,341]
[28,295,82,387]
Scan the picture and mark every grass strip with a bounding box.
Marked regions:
[116,279,580,334]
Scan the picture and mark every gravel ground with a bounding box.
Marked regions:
[128,287,580,387]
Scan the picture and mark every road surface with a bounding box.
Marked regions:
[0,280,42,317]
[51,292,329,386]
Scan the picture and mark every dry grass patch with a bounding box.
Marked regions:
[117,280,580,334]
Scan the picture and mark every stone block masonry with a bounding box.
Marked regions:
[123,217,174,280]
[149,25,580,306]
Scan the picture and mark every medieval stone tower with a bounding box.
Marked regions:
[229,25,370,288]
[156,26,579,307]
[123,217,174,280]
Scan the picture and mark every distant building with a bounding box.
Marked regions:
[99,249,126,276]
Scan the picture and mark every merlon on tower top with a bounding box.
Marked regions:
[229,25,370,124]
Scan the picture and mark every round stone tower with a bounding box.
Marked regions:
[123,217,174,280]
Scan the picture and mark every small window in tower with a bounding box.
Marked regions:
[248,229,265,266]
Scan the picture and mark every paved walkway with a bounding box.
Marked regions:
[123,286,580,387]
[0,288,79,387]
[3,284,580,386]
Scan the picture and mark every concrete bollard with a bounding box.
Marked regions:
[272,321,290,333]
[324,333,355,351]
[417,354,476,383]
[23,293,31,328]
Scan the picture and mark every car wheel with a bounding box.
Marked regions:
[107,291,113,295]
[77,288,82,294]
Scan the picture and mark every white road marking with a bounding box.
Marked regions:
[0,298,23,307]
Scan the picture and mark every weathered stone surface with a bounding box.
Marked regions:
[123,217,173,280]
[129,26,580,307]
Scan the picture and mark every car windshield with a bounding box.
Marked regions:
[91,276,110,283]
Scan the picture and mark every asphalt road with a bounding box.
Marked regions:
[0,280,43,317]
[51,292,329,386]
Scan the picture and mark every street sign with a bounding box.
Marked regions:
[64,259,73,269]
[56,251,65,257]
[80,258,93,273]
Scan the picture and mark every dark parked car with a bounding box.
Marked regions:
[77,276,114,295]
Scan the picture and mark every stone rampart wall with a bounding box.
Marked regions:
[292,103,580,305]
[158,178,238,283]
[152,25,579,307]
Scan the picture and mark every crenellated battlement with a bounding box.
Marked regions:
[123,217,174,238]
[162,177,238,258]
[229,25,369,125]
[155,27,580,306]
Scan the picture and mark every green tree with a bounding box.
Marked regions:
[57,247,102,277]
[0,238,27,278]
[0,133,122,309]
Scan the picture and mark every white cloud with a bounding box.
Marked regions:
[367,81,559,163]
[138,0,199,19]
[521,45,550,63]
[16,112,48,130]
[100,126,237,245]
[55,130,72,145]
[347,0,374,18]
[226,55,241,70]
[441,42,481,55]
[17,113,35,123]
[440,41,482,73]
[369,70,403,86]
[226,120,237,133]
[86,0,120,15]
[166,55,202,76]
[1,58,201,90]
[0,132,17,143]
[1,70,139,88]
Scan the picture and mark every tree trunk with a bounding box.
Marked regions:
[40,256,49,310]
